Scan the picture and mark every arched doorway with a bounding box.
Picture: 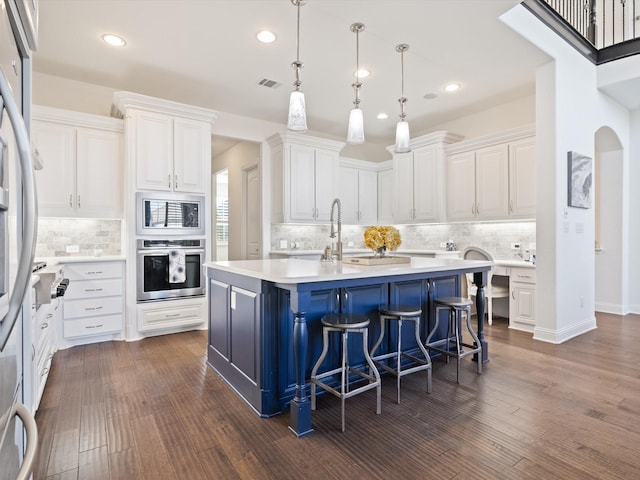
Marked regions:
[594,126,626,314]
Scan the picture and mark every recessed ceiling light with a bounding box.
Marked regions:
[256,30,277,43]
[102,33,126,47]
[354,69,370,79]
[377,113,388,120]
[443,82,461,92]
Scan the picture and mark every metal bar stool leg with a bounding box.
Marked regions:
[464,305,482,375]
[413,316,432,394]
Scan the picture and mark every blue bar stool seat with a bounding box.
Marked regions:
[426,297,482,383]
[310,312,381,432]
[370,304,432,404]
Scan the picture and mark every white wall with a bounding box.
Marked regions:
[502,5,632,343]
[630,110,640,313]
[212,142,260,260]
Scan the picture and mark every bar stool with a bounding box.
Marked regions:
[370,304,432,404]
[425,297,482,383]
[310,313,381,432]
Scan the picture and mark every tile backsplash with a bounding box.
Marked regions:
[36,218,122,257]
[272,221,536,260]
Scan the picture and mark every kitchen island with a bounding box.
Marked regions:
[204,256,492,437]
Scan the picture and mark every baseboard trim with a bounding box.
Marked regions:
[533,315,597,343]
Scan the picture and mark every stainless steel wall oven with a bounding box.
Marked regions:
[136,239,205,302]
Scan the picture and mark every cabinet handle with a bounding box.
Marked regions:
[85,288,103,292]
[168,174,171,188]
[85,324,104,329]
[41,323,48,330]
[85,306,103,311]
[46,313,53,319]
[69,194,73,207]
[509,199,513,213]
[512,291,515,300]
[41,367,49,376]
[31,345,35,360]
[175,175,178,190]
[165,313,181,318]
[85,271,103,275]
[476,203,480,215]
[78,195,81,208]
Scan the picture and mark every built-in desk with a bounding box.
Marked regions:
[205,257,492,437]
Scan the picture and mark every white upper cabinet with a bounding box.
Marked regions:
[508,137,537,217]
[32,106,123,218]
[133,111,210,193]
[446,125,535,222]
[391,132,463,224]
[111,91,218,195]
[268,132,344,224]
[376,163,394,225]
[339,159,378,225]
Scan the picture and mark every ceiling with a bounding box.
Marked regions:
[34,0,551,151]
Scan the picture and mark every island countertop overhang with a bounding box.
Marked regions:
[204,257,493,284]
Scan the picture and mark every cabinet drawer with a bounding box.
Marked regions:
[64,261,123,281]
[64,296,123,319]
[510,267,536,284]
[65,278,122,300]
[138,301,204,333]
[63,314,122,339]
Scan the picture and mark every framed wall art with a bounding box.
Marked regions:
[567,151,593,209]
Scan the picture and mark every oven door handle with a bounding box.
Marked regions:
[138,249,205,255]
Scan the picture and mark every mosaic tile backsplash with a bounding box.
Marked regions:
[272,221,536,260]
[36,218,122,257]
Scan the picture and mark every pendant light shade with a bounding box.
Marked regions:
[287,0,308,132]
[394,44,411,153]
[347,107,364,144]
[346,22,365,145]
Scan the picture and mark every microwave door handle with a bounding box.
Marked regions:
[0,69,38,351]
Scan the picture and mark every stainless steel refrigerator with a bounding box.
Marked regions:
[0,0,38,479]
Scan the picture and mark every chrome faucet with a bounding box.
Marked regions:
[329,198,343,261]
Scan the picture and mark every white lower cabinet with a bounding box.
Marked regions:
[508,267,536,332]
[62,261,125,342]
[31,297,60,412]
[137,296,206,333]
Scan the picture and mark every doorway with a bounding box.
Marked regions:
[214,169,228,261]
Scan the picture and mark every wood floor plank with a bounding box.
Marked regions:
[34,313,640,479]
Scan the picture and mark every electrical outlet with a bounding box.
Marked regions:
[511,243,521,250]
[440,242,447,248]
[279,240,288,249]
[347,241,354,247]
[66,245,79,253]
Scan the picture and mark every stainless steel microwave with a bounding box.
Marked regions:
[136,192,205,236]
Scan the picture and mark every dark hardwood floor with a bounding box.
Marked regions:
[33,312,640,479]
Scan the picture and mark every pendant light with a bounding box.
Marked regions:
[287,0,308,132]
[394,43,411,153]
[346,23,365,144]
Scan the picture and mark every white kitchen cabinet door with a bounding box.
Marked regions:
[413,145,438,222]
[32,121,76,216]
[358,169,378,224]
[288,144,317,222]
[447,151,476,220]
[377,168,394,224]
[394,152,414,223]
[173,117,209,193]
[339,167,377,225]
[475,144,509,219]
[76,128,122,218]
[509,137,536,217]
[339,166,360,224]
[134,110,173,191]
[314,149,338,221]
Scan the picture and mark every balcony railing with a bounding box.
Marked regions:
[524,0,640,62]
[541,0,639,48]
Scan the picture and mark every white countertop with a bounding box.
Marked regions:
[35,255,126,265]
[494,259,535,268]
[270,248,460,256]
[205,257,493,284]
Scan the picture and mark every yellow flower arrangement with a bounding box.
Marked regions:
[364,225,402,254]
